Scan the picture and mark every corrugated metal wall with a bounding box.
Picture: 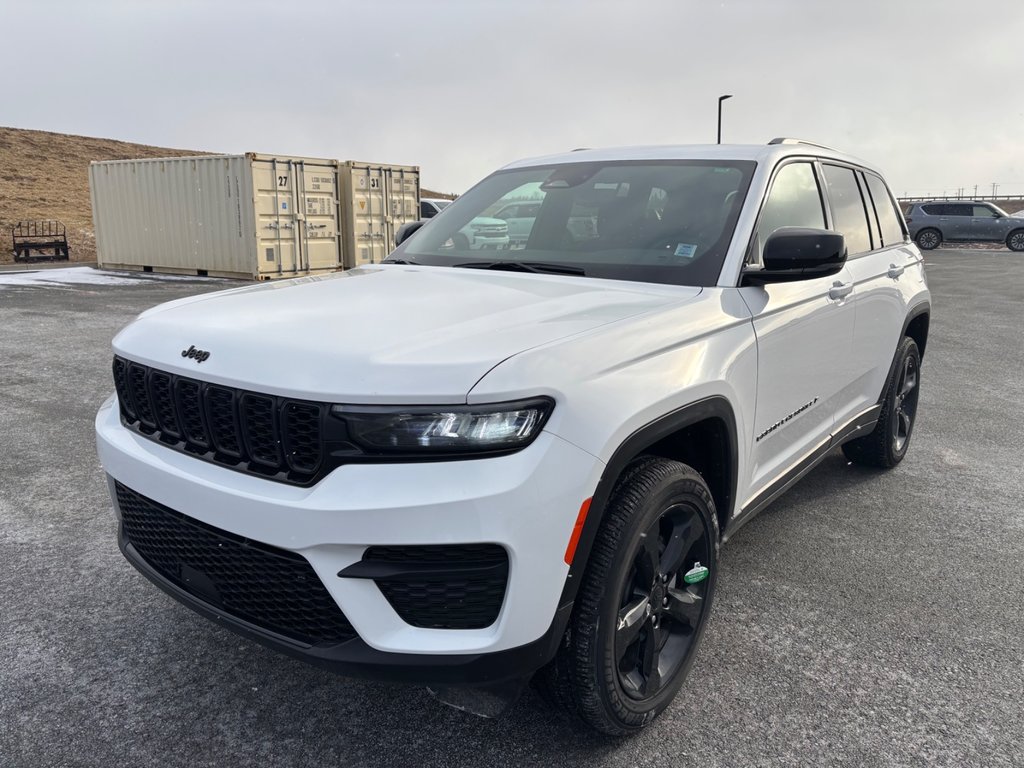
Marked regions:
[90,156,258,277]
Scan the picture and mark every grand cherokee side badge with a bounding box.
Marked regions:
[181,345,211,363]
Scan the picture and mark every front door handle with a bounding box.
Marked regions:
[887,263,905,278]
[828,280,853,300]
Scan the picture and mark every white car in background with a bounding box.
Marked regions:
[421,197,509,250]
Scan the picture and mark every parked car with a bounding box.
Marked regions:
[420,198,451,218]
[492,201,596,247]
[905,200,1024,251]
[419,197,509,249]
[97,138,930,735]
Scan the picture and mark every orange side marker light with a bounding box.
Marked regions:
[564,497,593,565]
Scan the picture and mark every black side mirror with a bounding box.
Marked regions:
[744,227,847,284]
[395,219,427,248]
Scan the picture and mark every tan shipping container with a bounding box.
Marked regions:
[90,154,421,279]
[339,161,421,268]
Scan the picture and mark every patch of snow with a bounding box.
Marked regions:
[0,267,215,289]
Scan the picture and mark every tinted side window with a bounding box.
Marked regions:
[822,164,872,255]
[921,204,943,215]
[754,162,825,259]
[864,173,906,246]
[949,204,973,217]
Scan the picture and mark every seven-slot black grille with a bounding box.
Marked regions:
[361,544,509,630]
[112,357,325,484]
[116,482,356,646]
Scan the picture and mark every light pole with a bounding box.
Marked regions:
[717,94,733,144]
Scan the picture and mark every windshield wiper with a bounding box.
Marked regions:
[453,260,586,276]
[382,258,415,264]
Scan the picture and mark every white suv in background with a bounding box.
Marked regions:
[97,138,930,735]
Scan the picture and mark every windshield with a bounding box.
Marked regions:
[390,160,756,287]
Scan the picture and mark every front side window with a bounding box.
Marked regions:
[752,162,825,262]
[391,160,756,287]
[822,165,872,256]
[973,205,998,218]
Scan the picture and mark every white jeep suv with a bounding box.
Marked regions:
[96,139,930,735]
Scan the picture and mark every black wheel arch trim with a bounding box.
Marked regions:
[554,396,738,620]
[879,301,930,404]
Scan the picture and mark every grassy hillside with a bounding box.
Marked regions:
[0,126,453,264]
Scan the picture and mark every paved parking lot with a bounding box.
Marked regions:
[1,250,1021,767]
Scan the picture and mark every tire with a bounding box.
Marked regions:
[842,337,921,468]
[915,228,941,250]
[1006,230,1024,252]
[534,456,719,735]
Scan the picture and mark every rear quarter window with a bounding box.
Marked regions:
[864,174,906,246]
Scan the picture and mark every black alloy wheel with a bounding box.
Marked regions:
[1007,230,1024,252]
[533,457,719,735]
[842,336,922,468]
[915,229,941,250]
[891,352,920,454]
[614,504,712,701]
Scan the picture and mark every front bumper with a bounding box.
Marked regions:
[96,396,602,684]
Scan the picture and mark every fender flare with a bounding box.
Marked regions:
[879,301,930,403]
[555,396,739,615]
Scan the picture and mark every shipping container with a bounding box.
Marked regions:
[89,154,421,279]
[338,161,420,268]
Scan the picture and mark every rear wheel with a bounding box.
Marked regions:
[534,457,718,735]
[1006,230,1024,252]
[915,228,941,250]
[842,337,921,468]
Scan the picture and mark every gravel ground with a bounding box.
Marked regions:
[1,250,1021,767]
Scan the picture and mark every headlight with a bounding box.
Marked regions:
[331,398,553,455]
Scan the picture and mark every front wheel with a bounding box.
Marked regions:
[915,229,941,250]
[1006,230,1024,252]
[842,336,921,468]
[535,457,719,735]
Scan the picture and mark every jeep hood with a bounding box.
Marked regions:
[113,265,698,402]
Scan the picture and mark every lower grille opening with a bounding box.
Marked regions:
[115,483,356,646]
[362,544,509,630]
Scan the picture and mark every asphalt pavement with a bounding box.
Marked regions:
[1,250,1021,767]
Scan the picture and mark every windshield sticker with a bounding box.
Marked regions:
[674,243,698,259]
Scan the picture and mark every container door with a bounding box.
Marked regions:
[349,165,388,267]
[253,159,301,276]
[382,167,420,249]
[296,163,342,272]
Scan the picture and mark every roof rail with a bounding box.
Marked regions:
[767,137,839,152]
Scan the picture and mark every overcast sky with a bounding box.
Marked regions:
[3,0,1023,196]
